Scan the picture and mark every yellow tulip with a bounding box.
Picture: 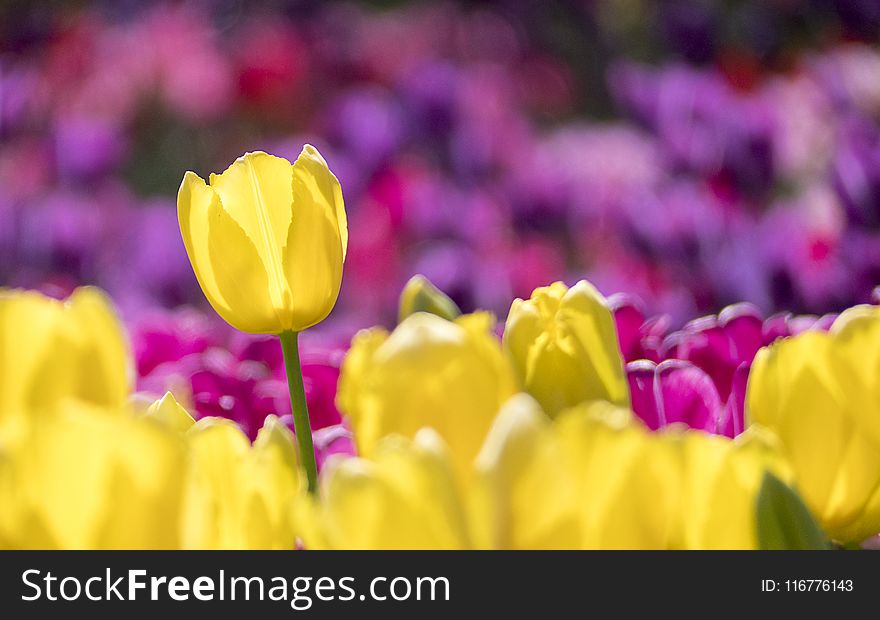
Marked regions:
[337,311,517,477]
[0,287,130,439]
[178,146,347,335]
[180,415,302,549]
[675,425,791,549]
[503,280,629,416]
[470,393,576,549]
[747,305,880,544]
[0,402,185,549]
[474,398,788,549]
[143,391,195,434]
[398,274,461,322]
[302,429,472,550]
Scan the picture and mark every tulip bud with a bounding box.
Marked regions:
[398,274,462,323]
[337,312,517,477]
[503,280,629,416]
[177,146,347,334]
[747,305,880,544]
[144,391,195,433]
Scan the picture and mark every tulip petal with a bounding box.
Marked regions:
[2,404,185,549]
[829,305,880,447]
[145,391,195,433]
[315,430,470,549]
[679,427,790,549]
[474,394,578,549]
[65,287,131,408]
[178,171,226,301]
[292,145,347,260]
[720,362,749,437]
[208,152,294,291]
[748,331,880,542]
[205,199,279,333]
[0,289,131,429]
[656,360,722,433]
[0,291,70,418]
[282,193,344,330]
[626,360,663,430]
[560,281,630,406]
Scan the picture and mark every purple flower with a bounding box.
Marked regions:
[323,88,403,171]
[54,114,127,179]
[832,115,880,230]
[615,297,838,437]
[307,425,357,472]
[627,359,725,434]
[135,313,347,441]
[610,62,775,198]
[132,310,220,378]
[609,294,666,363]
[663,302,763,400]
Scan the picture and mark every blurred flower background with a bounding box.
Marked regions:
[2,0,880,426]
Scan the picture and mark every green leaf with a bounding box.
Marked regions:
[398,275,462,323]
[756,472,830,550]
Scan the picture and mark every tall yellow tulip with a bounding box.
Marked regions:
[337,311,517,478]
[748,305,880,544]
[178,146,347,335]
[178,145,348,493]
[503,280,629,416]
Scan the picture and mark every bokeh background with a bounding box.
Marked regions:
[3,0,880,333]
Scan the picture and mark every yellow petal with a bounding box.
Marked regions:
[182,156,287,332]
[472,393,576,549]
[828,305,880,447]
[209,152,294,287]
[282,147,346,330]
[398,274,461,323]
[0,290,70,420]
[677,426,789,549]
[65,287,131,408]
[292,144,347,261]
[205,197,279,333]
[248,415,301,546]
[181,416,301,549]
[178,171,229,319]
[0,403,185,549]
[748,326,880,543]
[181,419,251,549]
[144,392,195,434]
[313,429,471,549]
[560,281,630,406]
[0,288,130,437]
[556,403,677,549]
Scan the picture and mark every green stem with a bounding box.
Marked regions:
[279,330,318,495]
